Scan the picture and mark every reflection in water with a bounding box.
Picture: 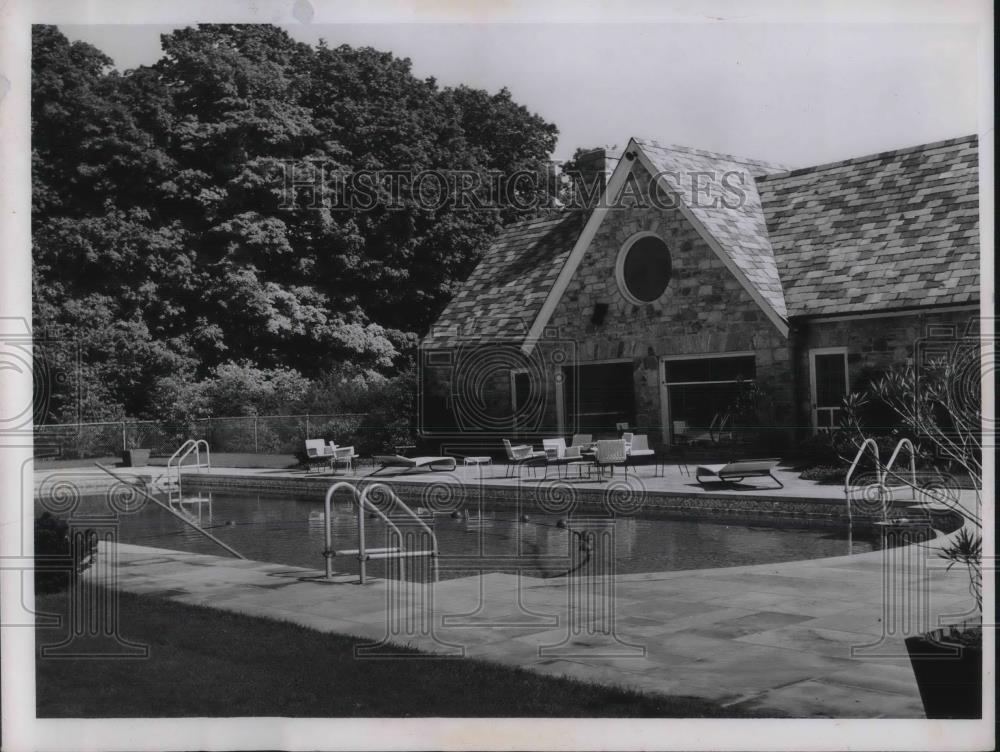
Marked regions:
[55,491,882,582]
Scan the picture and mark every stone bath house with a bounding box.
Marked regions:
[419,135,979,451]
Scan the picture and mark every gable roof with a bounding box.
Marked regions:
[422,134,980,350]
[633,139,791,322]
[757,135,979,317]
[422,212,585,348]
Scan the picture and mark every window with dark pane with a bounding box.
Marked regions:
[622,236,671,302]
[815,353,847,407]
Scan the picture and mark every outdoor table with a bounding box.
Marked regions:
[463,456,492,480]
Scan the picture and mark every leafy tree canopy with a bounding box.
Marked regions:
[32,24,559,420]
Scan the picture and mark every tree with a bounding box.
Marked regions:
[32,24,561,419]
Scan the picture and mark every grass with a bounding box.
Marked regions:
[35,589,775,718]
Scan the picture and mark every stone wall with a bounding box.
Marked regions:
[545,160,793,444]
[791,307,979,434]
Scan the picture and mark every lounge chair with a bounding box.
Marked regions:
[304,438,334,472]
[570,433,593,450]
[369,455,457,475]
[542,438,588,479]
[502,439,546,478]
[695,458,784,489]
[593,439,629,478]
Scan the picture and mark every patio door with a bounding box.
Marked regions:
[810,348,848,432]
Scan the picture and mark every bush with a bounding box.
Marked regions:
[35,513,97,594]
[798,465,847,483]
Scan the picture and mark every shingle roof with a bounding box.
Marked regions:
[422,212,585,348]
[757,135,979,317]
[635,139,791,321]
[422,135,980,350]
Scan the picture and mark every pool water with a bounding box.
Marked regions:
[58,491,881,581]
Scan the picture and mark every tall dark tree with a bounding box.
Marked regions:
[32,24,560,420]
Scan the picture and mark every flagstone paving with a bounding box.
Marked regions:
[87,531,976,718]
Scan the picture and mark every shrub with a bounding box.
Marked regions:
[35,512,97,594]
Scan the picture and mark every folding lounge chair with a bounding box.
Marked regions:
[304,438,333,472]
[369,455,457,475]
[502,439,546,478]
[695,458,784,489]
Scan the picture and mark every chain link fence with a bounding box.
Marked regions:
[34,414,372,460]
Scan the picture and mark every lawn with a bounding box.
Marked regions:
[35,589,774,718]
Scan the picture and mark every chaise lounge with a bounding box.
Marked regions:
[695,458,784,489]
[369,454,457,475]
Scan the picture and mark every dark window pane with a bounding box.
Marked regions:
[623,236,671,302]
[815,353,847,407]
[664,356,756,383]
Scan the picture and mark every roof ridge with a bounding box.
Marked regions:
[757,133,979,182]
[632,138,790,172]
[499,210,585,231]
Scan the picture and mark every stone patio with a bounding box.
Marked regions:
[80,531,974,718]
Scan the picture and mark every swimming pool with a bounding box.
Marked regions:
[52,490,891,581]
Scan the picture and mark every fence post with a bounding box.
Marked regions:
[305,413,310,438]
[121,420,127,453]
[254,416,259,453]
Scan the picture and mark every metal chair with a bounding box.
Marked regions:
[593,439,628,479]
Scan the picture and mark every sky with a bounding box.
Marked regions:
[59,21,983,167]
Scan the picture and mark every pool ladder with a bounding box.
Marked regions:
[164,439,211,503]
[844,437,919,522]
[322,482,438,585]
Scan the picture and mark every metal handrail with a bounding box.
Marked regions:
[883,438,918,502]
[168,439,211,475]
[165,439,211,500]
[94,463,245,559]
[322,481,403,582]
[360,483,439,585]
[844,438,883,523]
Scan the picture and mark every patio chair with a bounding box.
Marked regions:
[304,438,333,472]
[330,445,358,475]
[695,458,784,489]
[593,439,629,479]
[671,421,689,444]
[625,433,657,472]
[369,455,457,475]
[570,433,593,450]
[501,439,546,479]
[542,438,588,479]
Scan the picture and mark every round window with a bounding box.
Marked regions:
[616,234,672,303]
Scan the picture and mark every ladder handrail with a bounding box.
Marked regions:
[95,463,245,559]
[165,439,211,502]
[844,438,883,522]
[360,483,439,584]
[323,482,403,581]
[167,439,197,474]
[883,438,918,501]
[168,439,211,475]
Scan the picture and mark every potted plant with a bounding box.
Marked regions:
[122,435,150,467]
[904,527,982,718]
